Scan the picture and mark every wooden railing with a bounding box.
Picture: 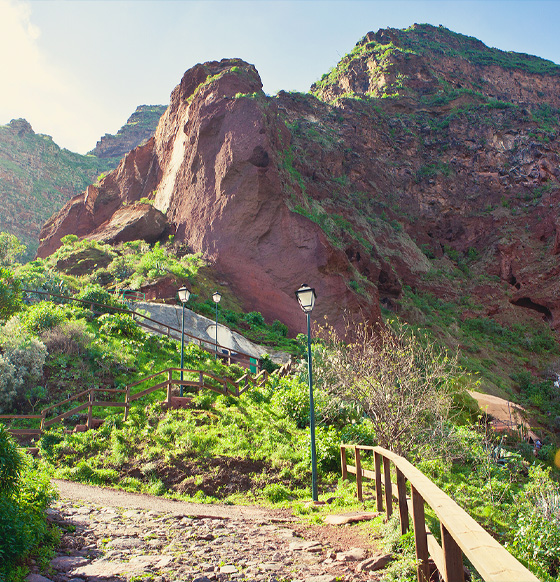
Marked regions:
[340,444,538,582]
[1,367,268,438]
[23,289,261,371]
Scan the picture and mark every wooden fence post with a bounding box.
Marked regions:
[396,468,409,534]
[123,385,130,421]
[340,446,347,481]
[354,446,363,502]
[374,451,383,512]
[384,457,393,519]
[167,369,173,404]
[441,523,465,582]
[411,485,430,582]
[87,389,93,430]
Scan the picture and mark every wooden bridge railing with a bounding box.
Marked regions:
[1,367,268,438]
[340,444,538,582]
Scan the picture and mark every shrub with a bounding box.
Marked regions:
[20,302,71,333]
[0,425,22,495]
[0,323,46,413]
[263,483,292,503]
[510,465,560,579]
[99,313,145,341]
[41,319,93,355]
[0,428,55,578]
[274,376,309,428]
[245,311,265,326]
[76,284,123,313]
[0,267,22,320]
[271,319,288,337]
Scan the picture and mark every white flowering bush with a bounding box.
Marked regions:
[0,320,46,413]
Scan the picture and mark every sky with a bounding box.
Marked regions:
[2,0,560,154]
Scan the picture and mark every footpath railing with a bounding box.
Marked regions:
[1,367,268,440]
[340,444,538,582]
[23,289,261,371]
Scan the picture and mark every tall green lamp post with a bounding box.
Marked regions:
[213,291,221,359]
[295,283,318,502]
[178,286,190,396]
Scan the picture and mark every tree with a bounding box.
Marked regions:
[313,321,458,456]
[0,233,26,267]
[0,267,22,320]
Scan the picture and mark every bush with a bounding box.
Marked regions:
[510,465,560,579]
[0,425,22,495]
[76,284,124,314]
[245,311,265,326]
[20,302,73,334]
[263,483,292,503]
[0,427,56,579]
[99,313,145,341]
[0,267,22,320]
[274,376,309,428]
[41,319,93,355]
[0,322,46,413]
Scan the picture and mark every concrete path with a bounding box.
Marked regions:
[132,301,290,365]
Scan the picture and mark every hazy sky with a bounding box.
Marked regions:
[2,0,560,153]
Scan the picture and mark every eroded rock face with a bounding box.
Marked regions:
[37,26,560,337]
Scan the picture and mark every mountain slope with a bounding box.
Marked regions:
[36,25,560,402]
[0,106,165,260]
[89,105,168,160]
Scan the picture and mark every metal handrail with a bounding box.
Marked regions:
[22,289,260,370]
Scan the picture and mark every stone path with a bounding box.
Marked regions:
[28,482,390,582]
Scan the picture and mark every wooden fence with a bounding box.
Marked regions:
[23,289,261,371]
[340,444,538,582]
[1,367,268,440]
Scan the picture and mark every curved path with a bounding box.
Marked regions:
[41,480,383,582]
[53,479,277,520]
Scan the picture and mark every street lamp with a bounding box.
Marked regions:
[295,283,318,502]
[213,291,221,359]
[178,286,190,396]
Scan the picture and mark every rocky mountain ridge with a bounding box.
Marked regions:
[89,105,167,160]
[37,24,560,395]
[0,106,165,259]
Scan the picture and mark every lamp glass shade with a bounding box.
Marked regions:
[178,287,190,303]
[295,284,316,313]
[212,291,222,303]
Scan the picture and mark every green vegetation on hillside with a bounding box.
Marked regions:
[1,247,560,581]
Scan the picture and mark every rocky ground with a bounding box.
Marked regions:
[28,481,392,582]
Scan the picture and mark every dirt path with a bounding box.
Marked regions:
[34,480,388,582]
[53,479,277,520]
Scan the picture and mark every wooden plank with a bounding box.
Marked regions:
[397,468,409,535]
[43,402,90,427]
[354,446,363,502]
[128,380,169,401]
[8,429,42,435]
[0,414,43,419]
[384,457,393,518]
[91,401,127,408]
[411,485,430,582]
[340,446,347,480]
[442,523,465,582]
[374,446,539,582]
[41,389,91,413]
[374,451,383,512]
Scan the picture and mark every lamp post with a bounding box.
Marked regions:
[295,283,318,502]
[213,291,221,359]
[178,286,190,396]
